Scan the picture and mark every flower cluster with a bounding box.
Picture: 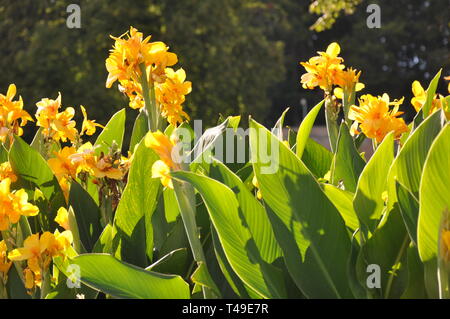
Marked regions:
[0,84,33,144]
[35,94,102,143]
[0,240,11,280]
[106,27,191,127]
[411,80,446,114]
[349,94,409,143]
[0,178,39,231]
[8,230,73,290]
[145,131,181,189]
[300,42,346,92]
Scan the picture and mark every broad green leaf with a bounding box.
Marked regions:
[322,183,359,231]
[113,139,160,266]
[72,254,190,299]
[9,135,64,204]
[296,100,324,158]
[208,160,282,263]
[353,133,394,233]
[191,262,221,298]
[69,182,102,252]
[422,69,442,117]
[129,109,148,153]
[301,138,333,179]
[396,181,419,245]
[249,119,352,299]
[387,110,442,209]
[271,107,290,140]
[332,123,366,192]
[356,208,409,298]
[418,124,450,261]
[94,108,126,155]
[93,224,113,254]
[0,144,7,162]
[173,171,286,299]
[401,244,427,298]
[146,248,188,276]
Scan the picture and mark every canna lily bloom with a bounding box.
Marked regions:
[48,146,79,180]
[410,80,443,113]
[35,94,78,143]
[155,68,192,127]
[0,178,39,231]
[80,105,104,136]
[0,161,17,183]
[145,131,181,188]
[0,84,33,143]
[55,207,70,230]
[445,76,450,93]
[8,230,73,290]
[105,26,178,88]
[118,80,145,110]
[300,42,345,91]
[0,240,12,277]
[152,160,173,189]
[333,68,365,99]
[349,93,409,143]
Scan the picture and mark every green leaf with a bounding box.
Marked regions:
[353,133,394,233]
[191,262,221,298]
[93,224,114,254]
[356,208,409,299]
[129,109,149,153]
[401,244,427,298]
[0,144,7,162]
[172,171,286,299]
[113,139,160,266]
[301,138,333,179]
[418,124,450,262]
[271,107,290,140]
[322,183,359,231]
[208,160,282,263]
[94,108,126,155]
[387,110,442,209]
[332,123,366,192]
[72,254,190,299]
[249,119,352,298]
[296,100,324,158]
[9,135,63,204]
[146,248,189,276]
[422,69,442,117]
[396,181,419,245]
[69,182,102,252]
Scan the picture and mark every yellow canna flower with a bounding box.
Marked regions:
[0,84,33,143]
[145,131,182,188]
[300,42,345,92]
[36,93,78,143]
[155,68,192,127]
[55,207,70,230]
[411,80,444,114]
[0,178,39,231]
[48,146,78,180]
[105,26,177,88]
[152,160,174,189]
[445,76,450,93]
[80,105,104,136]
[0,240,12,277]
[8,230,73,290]
[0,161,17,183]
[349,94,409,143]
[333,68,365,99]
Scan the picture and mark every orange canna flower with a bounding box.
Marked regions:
[0,161,17,183]
[349,93,409,143]
[0,240,12,277]
[0,84,33,143]
[80,105,104,136]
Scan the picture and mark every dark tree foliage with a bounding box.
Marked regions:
[0,0,448,139]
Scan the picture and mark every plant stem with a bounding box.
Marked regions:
[325,94,339,153]
[139,64,159,131]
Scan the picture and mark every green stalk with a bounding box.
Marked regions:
[39,268,51,299]
[173,177,215,299]
[325,94,339,153]
[139,64,160,131]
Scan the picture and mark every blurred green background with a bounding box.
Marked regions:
[0,0,448,141]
